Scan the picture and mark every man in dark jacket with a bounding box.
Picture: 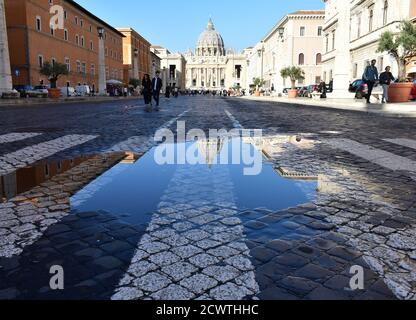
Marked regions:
[363,59,379,104]
[152,71,163,110]
[379,66,395,103]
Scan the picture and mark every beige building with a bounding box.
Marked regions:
[152,19,249,91]
[322,0,416,96]
[249,11,325,94]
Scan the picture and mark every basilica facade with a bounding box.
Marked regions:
[153,19,249,91]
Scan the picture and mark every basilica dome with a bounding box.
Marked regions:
[196,18,225,56]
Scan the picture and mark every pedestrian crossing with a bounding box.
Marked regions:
[325,138,416,173]
[384,138,416,151]
[0,132,42,144]
[0,134,98,175]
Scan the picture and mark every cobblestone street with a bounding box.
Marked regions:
[1,96,416,300]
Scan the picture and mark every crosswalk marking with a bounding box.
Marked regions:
[0,134,98,175]
[384,138,416,151]
[326,138,416,172]
[0,133,42,144]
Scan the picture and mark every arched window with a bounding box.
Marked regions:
[298,53,305,65]
[316,53,322,65]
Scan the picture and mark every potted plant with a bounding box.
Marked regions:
[40,61,69,98]
[252,77,265,96]
[280,66,305,98]
[129,78,141,96]
[377,20,416,103]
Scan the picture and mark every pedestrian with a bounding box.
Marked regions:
[165,85,171,98]
[152,71,163,111]
[142,74,153,112]
[379,66,395,104]
[362,59,379,104]
[319,80,327,99]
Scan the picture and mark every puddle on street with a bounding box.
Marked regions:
[70,139,317,225]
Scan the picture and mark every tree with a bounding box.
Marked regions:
[280,66,305,90]
[39,61,69,89]
[252,77,265,90]
[377,20,416,81]
[129,78,140,88]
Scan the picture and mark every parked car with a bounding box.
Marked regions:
[349,79,368,99]
[411,80,416,100]
[13,85,34,97]
[60,87,76,97]
[25,85,48,98]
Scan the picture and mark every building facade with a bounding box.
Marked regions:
[151,45,186,90]
[250,10,325,94]
[0,0,12,94]
[118,27,151,85]
[322,0,416,96]
[5,0,124,89]
[184,19,248,91]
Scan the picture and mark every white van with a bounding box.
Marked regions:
[60,87,76,97]
[75,85,91,96]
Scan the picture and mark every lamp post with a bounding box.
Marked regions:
[257,41,265,85]
[0,0,13,95]
[97,26,106,95]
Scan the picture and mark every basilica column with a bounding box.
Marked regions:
[0,0,13,94]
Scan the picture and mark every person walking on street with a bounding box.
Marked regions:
[363,59,379,104]
[379,66,395,104]
[142,74,153,112]
[152,71,163,111]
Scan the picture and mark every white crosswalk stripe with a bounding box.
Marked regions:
[0,132,42,144]
[0,134,98,175]
[384,138,416,151]
[326,138,416,172]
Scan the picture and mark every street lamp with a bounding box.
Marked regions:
[97,26,104,39]
[97,26,106,95]
[133,48,139,80]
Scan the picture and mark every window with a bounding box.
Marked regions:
[90,41,93,51]
[383,1,388,25]
[75,34,79,46]
[38,55,44,68]
[89,25,92,32]
[329,70,333,81]
[80,19,84,27]
[316,53,322,65]
[64,10,67,19]
[81,36,84,47]
[91,64,95,76]
[318,26,323,36]
[36,16,41,31]
[106,67,109,78]
[298,53,305,65]
[332,30,336,50]
[300,26,305,36]
[76,60,81,73]
[369,7,374,32]
[65,57,70,72]
[64,29,68,41]
[357,13,362,38]
[81,62,86,75]
[75,16,78,25]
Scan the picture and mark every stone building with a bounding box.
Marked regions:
[117,28,151,85]
[5,0,124,89]
[152,18,249,92]
[322,0,416,97]
[249,10,325,94]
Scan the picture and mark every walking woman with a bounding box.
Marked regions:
[142,74,153,112]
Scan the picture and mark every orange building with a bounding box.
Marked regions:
[4,0,124,89]
[117,27,151,85]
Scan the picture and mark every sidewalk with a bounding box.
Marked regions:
[240,95,416,118]
[0,95,139,107]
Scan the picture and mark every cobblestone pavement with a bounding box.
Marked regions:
[0,96,415,300]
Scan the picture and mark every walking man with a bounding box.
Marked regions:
[152,71,163,111]
[379,66,395,104]
[363,59,379,104]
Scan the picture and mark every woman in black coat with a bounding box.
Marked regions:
[142,74,153,108]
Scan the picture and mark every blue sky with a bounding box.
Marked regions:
[75,0,324,53]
